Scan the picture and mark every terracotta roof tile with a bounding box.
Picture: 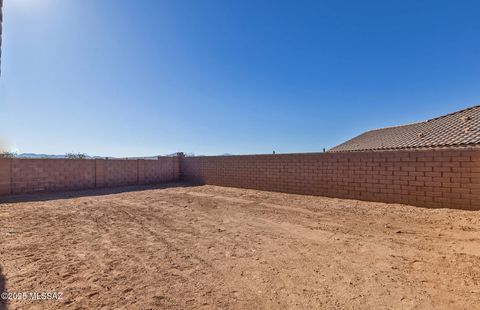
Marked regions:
[329,105,480,152]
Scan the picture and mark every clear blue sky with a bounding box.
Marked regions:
[1,0,479,156]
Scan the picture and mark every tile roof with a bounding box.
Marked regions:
[328,105,480,152]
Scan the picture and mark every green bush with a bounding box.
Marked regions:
[65,153,88,159]
[0,152,17,158]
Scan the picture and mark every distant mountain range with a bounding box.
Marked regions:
[17,153,69,159]
[12,152,232,159]
[15,153,180,159]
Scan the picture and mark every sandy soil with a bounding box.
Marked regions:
[0,183,479,310]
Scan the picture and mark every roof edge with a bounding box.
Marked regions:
[328,143,480,153]
[362,104,480,133]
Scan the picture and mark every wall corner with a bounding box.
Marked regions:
[176,152,185,181]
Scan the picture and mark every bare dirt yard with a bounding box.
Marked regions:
[1,183,479,309]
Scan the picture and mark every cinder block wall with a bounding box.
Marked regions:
[0,157,179,196]
[182,149,480,210]
[145,157,179,184]
[0,159,12,195]
[1,150,478,209]
[11,159,96,194]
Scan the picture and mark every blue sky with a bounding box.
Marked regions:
[0,0,479,156]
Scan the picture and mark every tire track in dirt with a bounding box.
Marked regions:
[1,185,479,309]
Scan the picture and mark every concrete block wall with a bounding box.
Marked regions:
[11,159,96,194]
[102,160,138,187]
[181,149,480,210]
[0,159,12,195]
[0,156,179,196]
[144,157,179,184]
[0,150,478,209]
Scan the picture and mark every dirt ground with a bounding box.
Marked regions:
[0,183,479,310]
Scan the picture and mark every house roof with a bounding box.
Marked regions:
[328,105,480,152]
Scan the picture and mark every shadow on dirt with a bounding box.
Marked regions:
[0,265,6,310]
[0,182,202,204]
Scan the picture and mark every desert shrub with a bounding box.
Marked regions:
[0,152,17,158]
[65,153,88,159]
